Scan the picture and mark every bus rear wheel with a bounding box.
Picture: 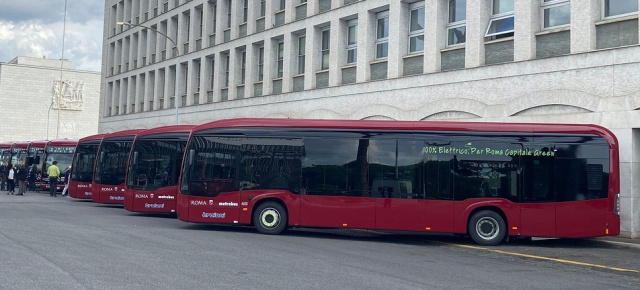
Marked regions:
[253,202,287,235]
[468,210,506,246]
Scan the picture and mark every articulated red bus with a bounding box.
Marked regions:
[124,125,195,213]
[41,139,78,191]
[92,129,144,204]
[176,118,620,245]
[69,134,105,199]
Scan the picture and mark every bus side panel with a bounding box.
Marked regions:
[556,199,608,238]
[299,196,375,229]
[69,181,92,199]
[128,186,178,213]
[375,199,454,232]
[92,184,124,204]
[177,193,190,221]
[186,192,241,223]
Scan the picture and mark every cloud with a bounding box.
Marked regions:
[0,0,103,24]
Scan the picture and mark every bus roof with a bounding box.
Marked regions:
[29,140,49,148]
[12,141,31,149]
[103,129,145,140]
[136,125,195,137]
[191,118,618,147]
[0,142,13,149]
[79,133,106,143]
[48,138,79,147]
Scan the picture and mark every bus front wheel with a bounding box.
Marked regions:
[253,202,288,235]
[468,210,506,246]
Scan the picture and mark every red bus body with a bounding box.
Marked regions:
[124,125,194,213]
[177,118,620,244]
[41,139,79,191]
[92,129,143,204]
[10,141,31,165]
[69,134,105,199]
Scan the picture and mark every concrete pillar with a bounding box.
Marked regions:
[514,0,537,61]
[356,10,373,83]
[304,25,320,89]
[263,38,274,95]
[244,43,256,98]
[329,18,342,87]
[571,0,598,53]
[388,0,407,78]
[424,0,447,74]
[228,49,237,100]
[283,33,294,92]
[215,0,226,45]
[465,0,490,67]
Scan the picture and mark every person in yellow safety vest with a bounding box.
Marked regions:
[47,161,61,197]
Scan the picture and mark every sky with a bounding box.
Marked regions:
[0,0,104,72]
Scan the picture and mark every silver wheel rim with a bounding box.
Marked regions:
[476,217,500,241]
[260,208,280,229]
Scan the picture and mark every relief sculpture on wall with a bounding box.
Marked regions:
[52,80,84,110]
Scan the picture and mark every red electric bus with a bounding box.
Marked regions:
[69,134,105,199]
[0,142,12,164]
[10,141,31,165]
[92,129,144,204]
[177,118,620,246]
[28,140,48,188]
[41,139,78,191]
[124,125,195,213]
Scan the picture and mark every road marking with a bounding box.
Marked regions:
[451,243,640,274]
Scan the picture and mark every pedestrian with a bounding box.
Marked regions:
[6,163,15,195]
[0,161,6,191]
[15,160,27,195]
[47,161,60,197]
[28,164,38,192]
[61,165,71,197]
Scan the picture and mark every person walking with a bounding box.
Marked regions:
[6,163,15,195]
[0,161,6,191]
[15,160,27,195]
[47,161,60,197]
[28,164,38,192]
[61,165,71,197]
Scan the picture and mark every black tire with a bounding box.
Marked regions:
[253,201,288,235]
[468,210,506,246]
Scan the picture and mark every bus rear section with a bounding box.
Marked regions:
[41,139,77,192]
[92,130,143,204]
[69,134,104,199]
[176,118,620,245]
[124,125,193,213]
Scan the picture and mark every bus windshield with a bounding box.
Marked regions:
[127,139,186,191]
[72,144,100,182]
[95,141,134,185]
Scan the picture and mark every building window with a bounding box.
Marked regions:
[224,54,230,87]
[243,0,248,23]
[297,36,306,74]
[279,0,286,11]
[603,0,638,18]
[346,20,358,64]
[258,46,264,81]
[408,4,424,53]
[485,0,514,38]
[227,0,232,28]
[321,28,330,70]
[260,0,266,17]
[277,41,284,78]
[240,50,246,84]
[542,0,570,29]
[376,11,389,59]
[447,0,466,46]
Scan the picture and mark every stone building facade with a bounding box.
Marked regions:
[100,0,640,237]
[0,56,100,142]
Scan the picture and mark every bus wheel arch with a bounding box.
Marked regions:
[467,207,508,246]
[252,199,288,235]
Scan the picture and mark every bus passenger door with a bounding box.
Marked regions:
[520,154,556,237]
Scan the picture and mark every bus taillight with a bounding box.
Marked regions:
[615,193,621,216]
